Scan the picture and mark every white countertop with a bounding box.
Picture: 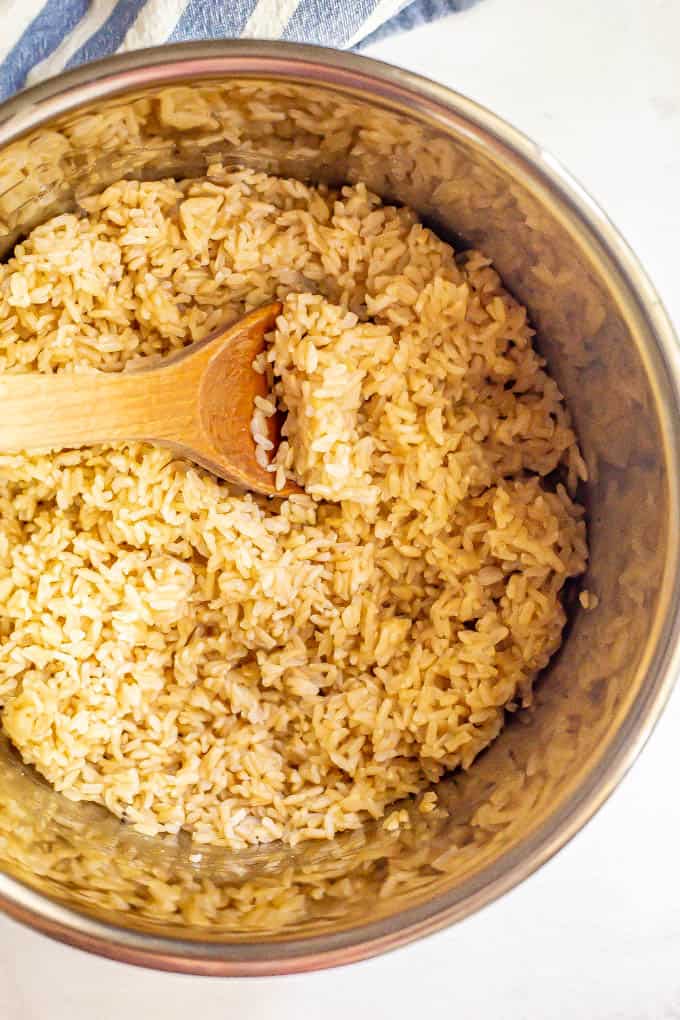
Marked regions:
[3,1,680,1017]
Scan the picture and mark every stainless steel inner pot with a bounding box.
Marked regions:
[0,42,678,976]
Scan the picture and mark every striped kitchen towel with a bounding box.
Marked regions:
[0,0,476,102]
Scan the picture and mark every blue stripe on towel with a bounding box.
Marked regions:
[0,0,89,99]
[283,0,383,46]
[65,0,151,71]
[169,0,259,42]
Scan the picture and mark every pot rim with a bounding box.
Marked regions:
[0,39,678,976]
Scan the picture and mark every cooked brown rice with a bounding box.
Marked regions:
[0,169,587,849]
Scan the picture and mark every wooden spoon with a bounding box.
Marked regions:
[0,302,300,497]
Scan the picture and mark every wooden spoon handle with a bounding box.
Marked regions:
[0,363,200,452]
